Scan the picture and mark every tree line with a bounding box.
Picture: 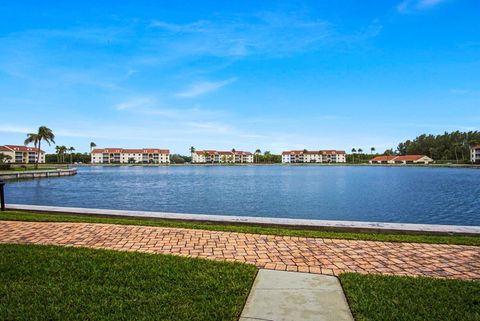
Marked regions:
[396,131,480,163]
[15,127,480,165]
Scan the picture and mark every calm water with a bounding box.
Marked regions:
[4,165,480,226]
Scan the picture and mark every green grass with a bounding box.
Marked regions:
[1,210,479,246]
[340,273,480,321]
[0,167,58,172]
[0,244,257,321]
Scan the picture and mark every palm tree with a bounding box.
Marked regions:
[232,148,236,153]
[370,147,375,155]
[24,133,39,164]
[58,146,67,163]
[255,149,261,163]
[68,147,75,164]
[358,148,363,154]
[351,148,357,163]
[190,146,195,154]
[90,142,96,153]
[453,143,461,164]
[35,127,55,168]
[25,127,55,168]
[24,133,39,149]
[0,153,12,163]
[203,151,209,164]
[55,146,61,163]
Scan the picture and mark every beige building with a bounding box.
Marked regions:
[0,145,45,163]
[282,150,346,163]
[192,150,254,163]
[369,155,433,164]
[471,145,480,163]
[91,148,170,164]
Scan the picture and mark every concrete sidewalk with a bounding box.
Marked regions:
[240,270,354,321]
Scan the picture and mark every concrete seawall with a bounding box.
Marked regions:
[6,204,480,236]
[0,168,77,180]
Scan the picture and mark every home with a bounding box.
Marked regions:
[91,148,170,164]
[0,145,45,163]
[282,150,346,163]
[192,150,254,163]
[369,155,433,164]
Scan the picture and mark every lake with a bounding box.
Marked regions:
[4,165,480,226]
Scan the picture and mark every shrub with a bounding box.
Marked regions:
[0,164,12,170]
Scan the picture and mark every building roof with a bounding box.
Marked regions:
[471,144,480,149]
[397,155,431,161]
[371,155,432,162]
[282,150,346,155]
[370,155,398,162]
[91,148,170,154]
[194,150,253,156]
[1,145,45,153]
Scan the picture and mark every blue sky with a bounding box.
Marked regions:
[0,0,479,154]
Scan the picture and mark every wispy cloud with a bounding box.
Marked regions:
[0,125,35,134]
[149,13,333,58]
[184,121,232,133]
[397,0,447,13]
[175,78,237,98]
[448,88,480,97]
[449,88,470,95]
[110,96,274,145]
[114,97,156,110]
[114,96,226,119]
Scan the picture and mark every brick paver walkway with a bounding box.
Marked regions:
[1,221,479,280]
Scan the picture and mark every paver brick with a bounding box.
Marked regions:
[0,221,479,280]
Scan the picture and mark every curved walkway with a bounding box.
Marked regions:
[1,221,479,280]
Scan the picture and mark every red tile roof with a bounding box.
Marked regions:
[2,145,45,153]
[370,155,398,162]
[194,150,253,156]
[282,150,346,155]
[91,148,169,154]
[371,155,431,162]
[397,155,429,161]
[471,145,480,149]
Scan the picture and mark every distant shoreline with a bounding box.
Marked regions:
[69,163,480,169]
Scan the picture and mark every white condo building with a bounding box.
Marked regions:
[471,145,480,163]
[282,150,346,163]
[192,150,254,163]
[91,148,170,164]
[0,145,45,163]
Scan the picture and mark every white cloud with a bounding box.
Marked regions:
[175,78,237,98]
[114,97,155,110]
[150,20,211,33]
[418,0,445,8]
[149,14,333,58]
[0,125,35,134]
[449,88,470,95]
[184,121,232,133]
[397,0,446,13]
[239,134,269,139]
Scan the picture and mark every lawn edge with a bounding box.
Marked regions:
[1,210,479,246]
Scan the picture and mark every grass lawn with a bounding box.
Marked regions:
[340,273,480,321]
[0,167,59,172]
[1,210,479,246]
[0,244,257,321]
